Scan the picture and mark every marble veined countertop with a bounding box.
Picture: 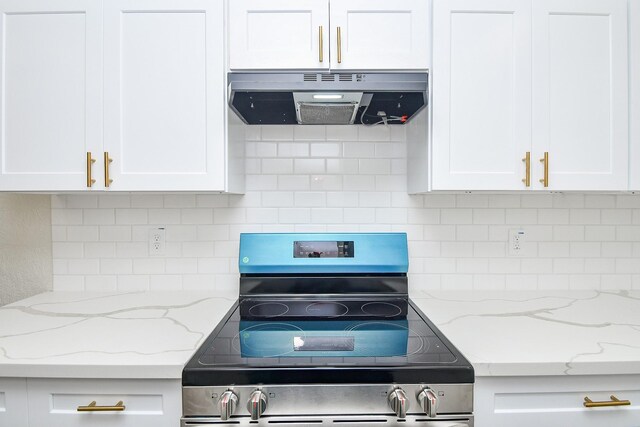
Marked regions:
[0,291,236,379]
[411,290,640,377]
[1,290,638,379]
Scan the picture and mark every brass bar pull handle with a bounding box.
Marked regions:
[86,152,96,188]
[337,26,342,64]
[319,26,323,62]
[104,152,113,188]
[522,151,530,187]
[77,400,125,412]
[584,395,630,408]
[539,151,549,187]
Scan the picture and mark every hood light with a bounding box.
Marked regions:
[312,94,344,100]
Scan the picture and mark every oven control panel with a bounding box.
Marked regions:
[183,383,473,421]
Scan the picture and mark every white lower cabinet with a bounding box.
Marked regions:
[0,378,28,427]
[475,375,640,427]
[26,378,181,427]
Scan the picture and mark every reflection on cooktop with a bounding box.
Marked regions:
[198,304,457,368]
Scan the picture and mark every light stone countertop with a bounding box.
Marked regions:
[0,291,236,379]
[1,290,639,379]
[411,290,640,377]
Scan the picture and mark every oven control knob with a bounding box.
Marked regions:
[247,390,268,420]
[388,388,409,418]
[417,387,438,418]
[218,390,238,421]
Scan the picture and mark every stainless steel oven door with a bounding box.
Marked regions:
[182,415,473,427]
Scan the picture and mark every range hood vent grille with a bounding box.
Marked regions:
[297,103,358,125]
[303,74,318,82]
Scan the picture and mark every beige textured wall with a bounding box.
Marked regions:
[0,194,52,305]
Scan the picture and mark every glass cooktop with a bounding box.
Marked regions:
[197,299,458,367]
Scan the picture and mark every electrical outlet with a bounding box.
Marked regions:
[149,227,165,256]
[509,229,525,256]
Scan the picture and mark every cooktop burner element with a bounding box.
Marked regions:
[361,301,403,317]
[247,302,289,317]
[182,233,474,427]
[305,301,349,317]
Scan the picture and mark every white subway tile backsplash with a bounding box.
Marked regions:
[279,143,310,158]
[85,275,117,291]
[344,208,375,224]
[359,159,390,175]
[98,195,131,208]
[50,125,640,292]
[83,209,115,225]
[260,126,294,141]
[115,209,148,224]
[309,175,343,191]
[262,159,293,174]
[130,195,164,208]
[100,259,133,275]
[148,209,181,224]
[99,226,131,242]
[66,226,99,242]
[311,143,342,158]
[164,195,196,208]
[294,159,325,174]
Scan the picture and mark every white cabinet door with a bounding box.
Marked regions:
[27,378,181,427]
[329,0,430,70]
[431,0,532,190]
[630,0,640,191]
[0,0,102,191]
[0,378,28,427]
[103,0,225,191]
[475,375,640,427]
[532,0,628,191]
[229,0,329,70]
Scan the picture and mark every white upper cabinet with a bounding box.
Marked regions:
[0,0,235,192]
[228,0,429,70]
[532,0,628,191]
[329,0,430,70]
[103,0,226,191]
[229,0,330,70]
[631,0,640,191]
[0,0,102,191]
[431,0,532,190]
[430,0,629,192]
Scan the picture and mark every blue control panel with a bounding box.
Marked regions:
[238,233,408,274]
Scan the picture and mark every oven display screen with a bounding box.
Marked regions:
[293,241,354,258]
[293,336,355,352]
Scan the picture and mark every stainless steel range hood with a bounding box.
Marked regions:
[228,73,428,125]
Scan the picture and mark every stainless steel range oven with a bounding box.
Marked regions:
[182,233,474,426]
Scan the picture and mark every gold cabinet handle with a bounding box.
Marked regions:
[77,400,125,412]
[584,395,630,408]
[539,151,549,187]
[86,152,96,188]
[319,26,323,62]
[104,152,113,188]
[337,26,342,64]
[522,151,530,187]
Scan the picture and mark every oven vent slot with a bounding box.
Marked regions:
[333,420,387,424]
[268,420,322,424]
